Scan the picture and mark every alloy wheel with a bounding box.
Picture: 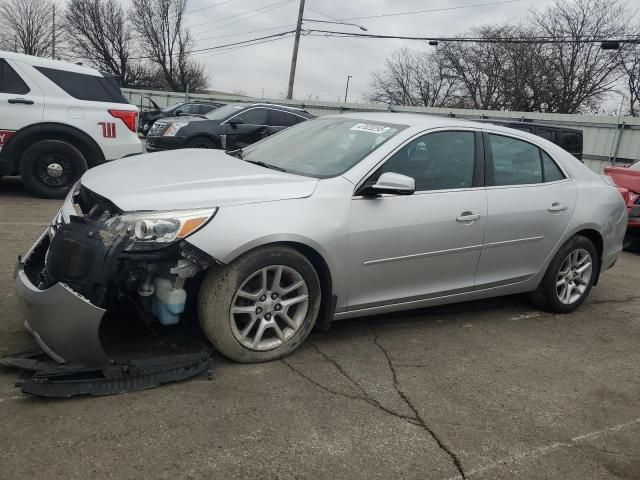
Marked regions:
[556,248,593,305]
[230,265,309,351]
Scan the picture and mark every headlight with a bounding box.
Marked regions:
[104,208,218,250]
[163,122,189,136]
[57,181,82,225]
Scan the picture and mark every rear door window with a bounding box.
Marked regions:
[488,134,565,186]
[489,134,543,185]
[0,59,30,95]
[35,67,128,103]
[198,104,217,114]
[270,109,305,127]
[234,108,268,125]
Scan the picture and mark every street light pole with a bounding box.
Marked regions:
[286,0,306,100]
[344,75,352,103]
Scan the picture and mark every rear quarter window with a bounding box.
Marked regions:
[35,67,128,103]
[0,59,30,95]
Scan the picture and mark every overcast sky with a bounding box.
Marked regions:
[183,0,557,101]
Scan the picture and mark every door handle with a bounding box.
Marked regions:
[548,202,568,213]
[8,98,34,105]
[456,212,481,222]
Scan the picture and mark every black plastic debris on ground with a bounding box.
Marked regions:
[1,349,213,398]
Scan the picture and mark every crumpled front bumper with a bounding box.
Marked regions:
[13,233,110,366]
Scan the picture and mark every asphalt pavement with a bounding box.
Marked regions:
[1,175,639,480]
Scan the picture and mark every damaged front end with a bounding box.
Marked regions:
[14,184,217,366]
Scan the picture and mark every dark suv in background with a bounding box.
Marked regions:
[138,97,224,136]
[482,119,583,160]
[146,103,314,151]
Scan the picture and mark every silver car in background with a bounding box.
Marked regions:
[14,113,627,364]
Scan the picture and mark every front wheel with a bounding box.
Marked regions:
[186,136,217,149]
[19,140,87,199]
[198,246,321,363]
[530,235,599,313]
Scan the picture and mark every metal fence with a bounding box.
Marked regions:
[123,88,640,173]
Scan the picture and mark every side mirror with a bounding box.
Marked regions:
[227,118,244,128]
[361,172,415,196]
[175,109,185,116]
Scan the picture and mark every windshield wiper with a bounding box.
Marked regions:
[244,160,288,173]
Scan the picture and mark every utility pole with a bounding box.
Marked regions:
[286,0,305,100]
[344,75,352,103]
[52,5,56,59]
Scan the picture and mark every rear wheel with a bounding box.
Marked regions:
[186,137,217,149]
[198,246,321,363]
[19,140,87,199]
[530,235,598,313]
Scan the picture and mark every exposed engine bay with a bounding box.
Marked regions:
[14,185,218,367]
[40,186,213,323]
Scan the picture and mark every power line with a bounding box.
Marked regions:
[306,29,640,45]
[198,33,295,58]
[306,5,340,22]
[193,24,296,41]
[339,0,527,22]
[186,0,236,15]
[188,0,293,29]
[131,30,297,59]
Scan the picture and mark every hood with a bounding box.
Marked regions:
[81,149,318,211]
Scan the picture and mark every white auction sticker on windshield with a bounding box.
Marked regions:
[350,123,391,134]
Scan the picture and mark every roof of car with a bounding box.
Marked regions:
[329,111,490,128]
[327,111,577,148]
[244,103,311,115]
[1,50,102,76]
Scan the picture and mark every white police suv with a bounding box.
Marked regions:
[0,51,142,198]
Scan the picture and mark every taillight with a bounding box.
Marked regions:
[109,110,138,133]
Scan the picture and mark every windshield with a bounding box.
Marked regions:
[629,161,640,171]
[241,117,407,177]
[204,103,246,121]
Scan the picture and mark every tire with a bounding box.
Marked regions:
[19,140,87,199]
[623,234,638,252]
[198,246,321,363]
[530,235,599,313]
[186,136,217,149]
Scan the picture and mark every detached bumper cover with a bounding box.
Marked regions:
[13,234,111,366]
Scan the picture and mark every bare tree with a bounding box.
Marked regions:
[64,0,135,86]
[130,0,207,92]
[439,26,514,111]
[619,28,640,116]
[0,0,61,56]
[367,47,459,107]
[532,0,629,113]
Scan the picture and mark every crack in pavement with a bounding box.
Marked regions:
[369,323,468,480]
[307,342,421,425]
[281,350,421,426]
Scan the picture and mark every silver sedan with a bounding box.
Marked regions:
[14,113,627,364]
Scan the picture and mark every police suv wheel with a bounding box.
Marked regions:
[19,140,88,199]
